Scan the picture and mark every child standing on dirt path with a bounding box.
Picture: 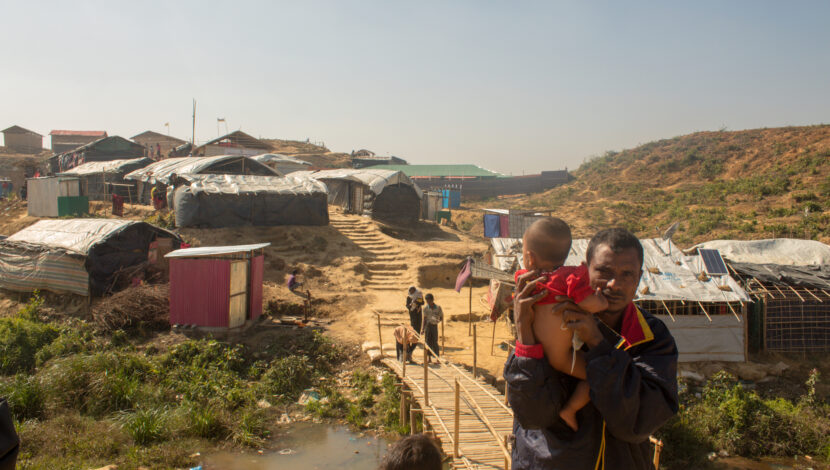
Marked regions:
[514,217,608,431]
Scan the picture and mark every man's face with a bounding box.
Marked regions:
[587,244,642,313]
[427,298,435,307]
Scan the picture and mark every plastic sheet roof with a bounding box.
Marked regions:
[179,174,327,196]
[166,243,271,258]
[124,155,280,185]
[729,262,830,290]
[292,168,423,197]
[490,237,750,303]
[58,157,153,176]
[5,219,173,255]
[688,239,830,266]
[251,153,311,166]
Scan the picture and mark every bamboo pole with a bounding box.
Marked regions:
[454,379,460,459]
[787,285,806,302]
[503,434,511,470]
[649,436,663,470]
[441,317,445,356]
[660,300,675,322]
[402,336,407,378]
[504,382,509,406]
[400,388,408,426]
[473,323,478,378]
[410,405,417,435]
[376,314,384,358]
[468,279,473,336]
[491,318,497,355]
[725,301,741,322]
[697,301,713,322]
[423,343,429,407]
[806,288,822,302]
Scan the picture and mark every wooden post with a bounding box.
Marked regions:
[491,318,497,355]
[742,302,749,361]
[441,317,445,356]
[400,389,408,426]
[473,323,478,378]
[402,336,407,377]
[376,314,384,358]
[423,343,429,406]
[410,405,417,435]
[649,436,663,470]
[468,279,473,336]
[503,434,510,470]
[504,382,509,406]
[453,379,460,459]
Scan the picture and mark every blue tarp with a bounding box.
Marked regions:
[484,214,501,238]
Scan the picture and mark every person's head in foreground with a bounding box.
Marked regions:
[425,293,435,307]
[379,433,443,470]
[521,217,572,271]
[585,227,644,314]
[408,286,416,295]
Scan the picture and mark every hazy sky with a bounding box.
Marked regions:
[2,1,829,174]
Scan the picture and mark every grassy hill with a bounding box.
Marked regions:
[463,125,830,246]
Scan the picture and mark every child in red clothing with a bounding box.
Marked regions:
[514,217,608,431]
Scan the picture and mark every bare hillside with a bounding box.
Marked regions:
[463,125,830,246]
[262,139,351,169]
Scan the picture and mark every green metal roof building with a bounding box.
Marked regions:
[366,164,503,179]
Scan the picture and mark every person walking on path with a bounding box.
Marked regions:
[406,286,424,333]
[422,293,443,361]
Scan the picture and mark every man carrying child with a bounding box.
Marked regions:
[505,222,678,470]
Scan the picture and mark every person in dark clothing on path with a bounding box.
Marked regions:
[504,228,678,470]
[421,293,443,361]
[406,286,424,333]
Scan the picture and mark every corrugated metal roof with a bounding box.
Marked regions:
[49,130,107,137]
[2,125,41,136]
[58,157,153,176]
[124,155,280,185]
[367,164,502,178]
[166,243,271,258]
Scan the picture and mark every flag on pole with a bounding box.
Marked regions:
[455,258,472,292]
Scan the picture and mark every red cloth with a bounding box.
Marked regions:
[515,341,544,359]
[514,264,594,305]
[111,194,124,216]
[499,215,509,237]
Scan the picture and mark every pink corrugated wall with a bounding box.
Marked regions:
[169,258,231,327]
[249,255,264,320]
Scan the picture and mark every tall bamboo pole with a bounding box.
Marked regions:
[473,323,478,378]
[376,314,384,358]
[468,279,473,335]
[454,378,460,459]
[400,388,408,426]
[423,343,429,406]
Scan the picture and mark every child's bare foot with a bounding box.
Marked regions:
[559,409,578,431]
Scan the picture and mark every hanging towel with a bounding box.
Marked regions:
[499,215,510,237]
[483,214,501,237]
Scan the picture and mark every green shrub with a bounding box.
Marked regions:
[231,407,269,447]
[120,408,168,445]
[261,356,314,401]
[0,316,59,374]
[36,326,96,366]
[1,374,46,420]
[183,404,226,439]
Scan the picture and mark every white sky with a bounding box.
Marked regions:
[2,1,829,174]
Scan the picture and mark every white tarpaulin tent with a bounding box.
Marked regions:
[293,169,424,198]
[688,238,830,266]
[58,158,152,176]
[125,155,280,186]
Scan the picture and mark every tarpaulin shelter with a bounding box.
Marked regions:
[691,239,830,353]
[166,243,268,329]
[124,155,280,203]
[26,176,88,217]
[250,153,312,174]
[58,157,152,201]
[0,219,181,296]
[482,209,551,239]
[294,168,423,225]
[49,136,145,173]
[489,236,752,361]
[172,174,329,228]
[192,131,272,157]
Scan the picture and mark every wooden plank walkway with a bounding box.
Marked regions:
[382,353,514,470]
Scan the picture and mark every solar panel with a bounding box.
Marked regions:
[699,249,728,276]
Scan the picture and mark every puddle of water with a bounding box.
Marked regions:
[203,422,389,470]
[718,456,822,470]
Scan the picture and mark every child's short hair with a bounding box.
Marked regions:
[524,217,572,265]
[379,433,443,470]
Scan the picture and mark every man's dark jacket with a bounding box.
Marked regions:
[504,305,678,470]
